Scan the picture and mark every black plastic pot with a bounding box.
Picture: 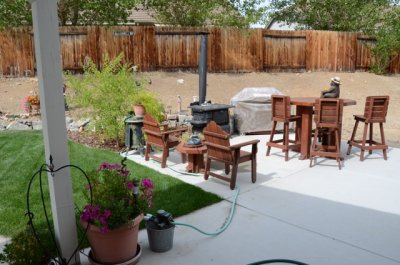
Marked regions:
[145,221,175,253]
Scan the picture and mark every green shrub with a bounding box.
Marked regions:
[368,8,400,75]
[0,228,53,265]
[133,89,165,123]
[66,54,164,145]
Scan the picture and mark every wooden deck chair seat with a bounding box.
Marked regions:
[203,121,259,190]
[310,98,344,169]
[347,96,389,161]
[266,95,301,161]
[143,114,188,168]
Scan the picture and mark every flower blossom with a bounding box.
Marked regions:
[97,162,122,171]
[142,178,154,189]
[127,182,134,190]
[103,210,111,219]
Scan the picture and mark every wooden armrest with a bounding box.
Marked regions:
[229,139,260,150]
[203,141,231,151]
[143,120,158,127]
[161,126,188,135]
[143,129,162,137]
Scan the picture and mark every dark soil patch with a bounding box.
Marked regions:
[67,131,125,152]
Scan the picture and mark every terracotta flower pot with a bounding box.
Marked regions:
[133,104,145,117]
[30,103,40,113]
[81,214,143,264]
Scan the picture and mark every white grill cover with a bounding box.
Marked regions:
[230,87,284,134]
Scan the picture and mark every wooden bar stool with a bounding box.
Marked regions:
[310,98,344,169]
[347,96,389,161]
[266,95,301,161]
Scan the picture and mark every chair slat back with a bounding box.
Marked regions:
[363,96,389,122]
[143,114,164,146]
[203,121,232,162]
[314,98,343,128]
[271,95,291,120]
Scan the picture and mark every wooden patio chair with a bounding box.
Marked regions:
[143,114,188,168]
[266,95,301,161]
[203,121,259,190]
[310,98,344,169]
[347,96,389,161]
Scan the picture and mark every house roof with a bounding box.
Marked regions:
[127,5,159,25]
[266,18,297,30]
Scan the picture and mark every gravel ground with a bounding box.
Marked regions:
[1,71,399,147]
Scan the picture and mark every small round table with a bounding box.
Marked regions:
[176,142,207,173]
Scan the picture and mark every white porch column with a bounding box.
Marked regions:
[29,0,79,263]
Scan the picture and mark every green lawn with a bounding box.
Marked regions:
[0,130,221,236]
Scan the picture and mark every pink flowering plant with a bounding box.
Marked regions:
[80,162,154,233]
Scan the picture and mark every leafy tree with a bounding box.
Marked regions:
[267,0,397,31]
[144,0,267,27]
[0,0,139,28]
[368,7,400,74]
[1,0,265,28]
[0,0,31,28]
[66,0,139,26]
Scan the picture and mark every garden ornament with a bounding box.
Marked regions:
[321,76,340,98]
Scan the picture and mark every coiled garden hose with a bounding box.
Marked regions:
[171,185,240,236]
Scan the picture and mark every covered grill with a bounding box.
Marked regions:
[230,87,284,134]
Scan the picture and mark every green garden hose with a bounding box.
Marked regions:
[172,185,240,236]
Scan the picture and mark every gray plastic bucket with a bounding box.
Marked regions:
[145,221,175,252]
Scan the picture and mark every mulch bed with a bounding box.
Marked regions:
[67,131,125,152]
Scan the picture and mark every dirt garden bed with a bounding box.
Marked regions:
[1,71,399,148]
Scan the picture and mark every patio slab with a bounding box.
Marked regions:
[0,121,396,263]
[79,133,400,264]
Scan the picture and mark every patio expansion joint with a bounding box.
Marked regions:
[235,199,400,264]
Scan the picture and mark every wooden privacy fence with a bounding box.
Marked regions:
[1,26,399,76]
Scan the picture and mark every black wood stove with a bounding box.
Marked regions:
[190,103,233,133]
[189,33,233,132]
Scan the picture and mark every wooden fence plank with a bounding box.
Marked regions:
[389,55,400,73]
[263,30,306,70]
[356,34,376,70]
[1,26,399,75]
[155,27,203,70]
[0,27,34,76]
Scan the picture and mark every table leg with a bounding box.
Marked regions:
[296,105,313,160]
[195,154,205,173]
[186,154,205,173]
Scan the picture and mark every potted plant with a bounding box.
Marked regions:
[132,89,165,123]
[180,131,205,147]
[80,161,154,264]
[23,94,40,113]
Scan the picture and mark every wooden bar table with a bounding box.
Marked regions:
[176,142,207,173]
[290,97,356,160]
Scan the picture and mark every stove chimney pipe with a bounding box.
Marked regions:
[199,33,208,104]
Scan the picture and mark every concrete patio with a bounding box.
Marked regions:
[88,133,400,265]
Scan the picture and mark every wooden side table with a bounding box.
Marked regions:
[176,143,207,173]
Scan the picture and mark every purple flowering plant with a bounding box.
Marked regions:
[80,162,154,233]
